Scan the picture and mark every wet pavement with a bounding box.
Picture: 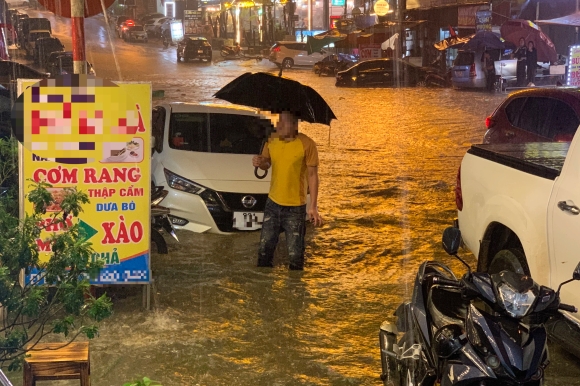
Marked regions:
[4,7,580,385]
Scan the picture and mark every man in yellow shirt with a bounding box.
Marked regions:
[252,111,323,270]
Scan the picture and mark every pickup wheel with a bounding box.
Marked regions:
[489,248,527,275]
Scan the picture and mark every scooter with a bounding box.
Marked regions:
[151,185,178,254]
[220,45,243,58]
[379,226,580,386]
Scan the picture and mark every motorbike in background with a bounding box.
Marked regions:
[220,44,243,58]
[379,227,580,386]
[151,185,178,254]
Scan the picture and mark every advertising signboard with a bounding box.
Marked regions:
[359,44,381,59]
[170,19,184,42]
[184,10,203,35]
[568,45,580,86]
[18,76,151,285]
[475,9,492,31]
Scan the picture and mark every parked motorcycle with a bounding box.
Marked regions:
[220,44,243,58]
[379,226,580,386]
[151,185,178,254]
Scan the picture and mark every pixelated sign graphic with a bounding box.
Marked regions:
[16,75,151,285]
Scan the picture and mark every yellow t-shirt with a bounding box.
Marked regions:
[262,133,319,206]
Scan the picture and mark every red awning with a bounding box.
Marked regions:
[536,12,580,27]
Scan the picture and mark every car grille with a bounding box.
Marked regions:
[204,191,268,233]
[218,192,268,212]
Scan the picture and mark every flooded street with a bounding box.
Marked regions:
[5,10,580,385]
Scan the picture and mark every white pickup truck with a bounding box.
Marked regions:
[457,132,580,355]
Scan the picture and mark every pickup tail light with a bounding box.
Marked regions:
[272,46,280,52]
[455,166,463,211]
[485,116,495,129]
[469,62,476,78]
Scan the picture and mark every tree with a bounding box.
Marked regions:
[0,137,113,370]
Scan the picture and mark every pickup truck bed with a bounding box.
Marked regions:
[468,142,570,180]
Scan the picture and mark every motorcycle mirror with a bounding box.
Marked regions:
[442,227,461,256]
[574,261,580,281]
[556,262,580,294]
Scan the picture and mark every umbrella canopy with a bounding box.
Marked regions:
[433,35,470,51]
[460,31,512,51]
[306,35,345,54]
[381,33,399,50]
[213,72,336,126]
[500,19,557,63]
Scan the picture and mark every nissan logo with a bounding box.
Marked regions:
[241,195,257,209]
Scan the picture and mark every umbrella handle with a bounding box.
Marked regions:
[255,167,268,179]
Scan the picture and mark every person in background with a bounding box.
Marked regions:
[252,111,324,270]
[514,37,527,87]
[526,40,538,85]
[483,50,496,92]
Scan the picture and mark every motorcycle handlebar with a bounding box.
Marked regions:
[433,276,461,287]
[559,303,578,313]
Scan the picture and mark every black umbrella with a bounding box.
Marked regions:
[214,72,336,179]
[213,72,336,126]
[460,31,512,51]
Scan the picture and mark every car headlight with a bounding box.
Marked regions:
[163,168,225,212]
[497,283,536,318]
[164,168,206,194]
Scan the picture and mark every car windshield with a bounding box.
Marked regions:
[31,32,50,39]
[58,56,73,69]
[169,112,273,154]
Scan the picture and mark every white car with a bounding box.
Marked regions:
[269,41,330,69]
[151,103,274,234]
[145,17,171,37]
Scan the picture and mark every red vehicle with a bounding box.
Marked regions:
[484,88,580,144]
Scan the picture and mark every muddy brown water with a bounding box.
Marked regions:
[5,10,580,384]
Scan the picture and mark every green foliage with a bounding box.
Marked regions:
[0,136,18,216]
[123,376,162,386]
[0,137,113,369]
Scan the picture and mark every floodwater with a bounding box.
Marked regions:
[5,8,580,385]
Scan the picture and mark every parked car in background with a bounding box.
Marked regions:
[24,30,51,57]
[451,49,517,89]
[34,36,64,67]
[124,25,148,42]
[177,36,211,62]
[336,58,440,88]
[451,50,486,89]
[116,18,133,38]
[0,60,48,97]
[150,103,274,234]
[45,52,96,77]
[314,53,357,76]
[483,88,580,144]
[13,13,29,47]
[144,17,170,37]
[268,41,329,68]
[138,12,164,23]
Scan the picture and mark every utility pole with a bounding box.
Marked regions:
[71,0,87,74]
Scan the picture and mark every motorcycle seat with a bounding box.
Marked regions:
[427,285,468,331]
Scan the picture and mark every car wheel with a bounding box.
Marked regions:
[489,249,528,275]
[282,58,294,69]
[416,79,427,87]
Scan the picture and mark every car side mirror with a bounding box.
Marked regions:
[442,227,461,256]
[574,262,580,281]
